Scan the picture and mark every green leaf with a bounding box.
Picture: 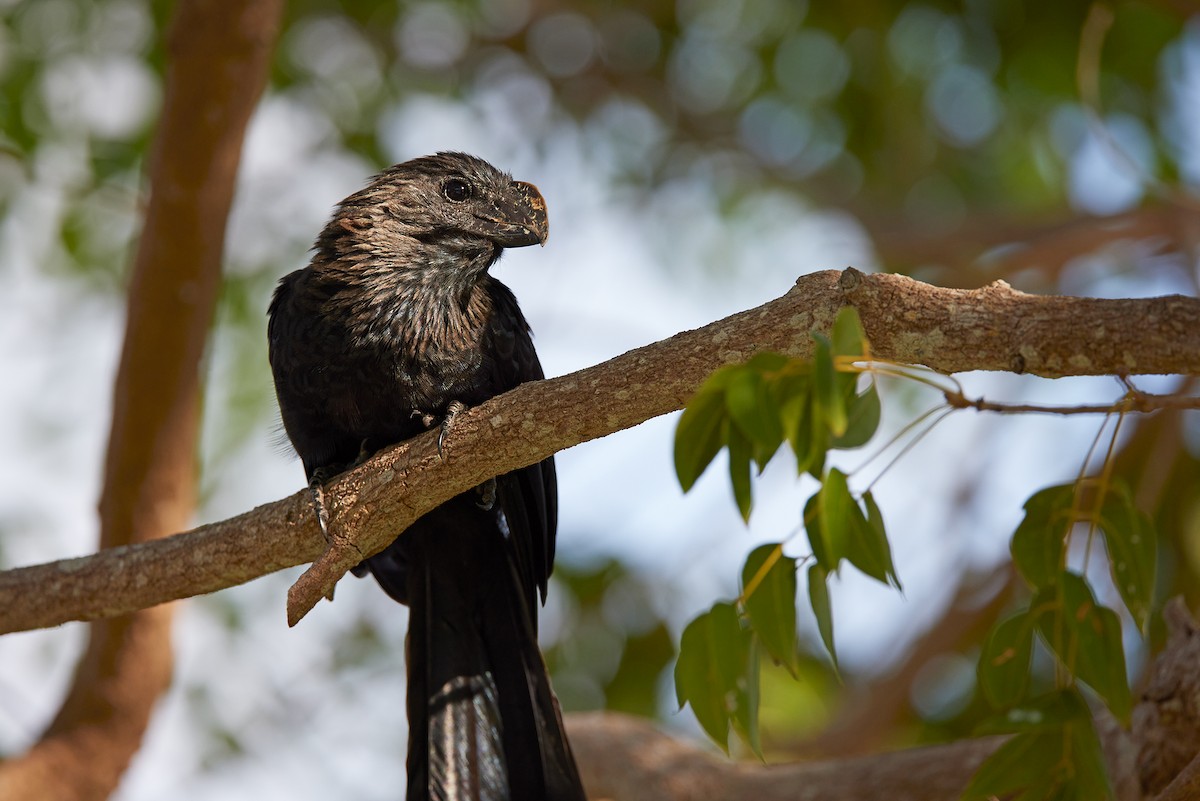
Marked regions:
[806,402,825,479]
[776,372,829,476]
[731,634,762,759]
[725,367,783,471]
[674,602,746,752]
[775,372,811,446]
[1011,484,1077,590]
[848,490,900,589]
[804,391,830,478]
[975,687,1090,735]
[811,333,847,437]
[741,544,800,675]
[1065,714,1115,801]
[962,730,1067,801]
[864,492,901,590]
[807,563,838,671]
[817,468,854,569]
[603,623,676,718]
[744,351,790,372]
[978,611,1035,709]
[830,306,868,359]
[1034,572,1132,724]
[1097,484,1157,634]
[804,492,835,570]
[674,387,729,492]
[830,380,880,449]
[727,421,754,523]
[965,701,1114,801]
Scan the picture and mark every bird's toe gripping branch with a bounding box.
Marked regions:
[437,400,468,458]
[307,469,334,543]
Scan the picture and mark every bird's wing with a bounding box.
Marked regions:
[486,279,558,622]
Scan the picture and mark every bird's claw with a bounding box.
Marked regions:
[308,472,332,544]
[308,469,340,601]
[437,400,467,459]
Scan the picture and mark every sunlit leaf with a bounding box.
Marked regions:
[807,563,838,671]
[674,386,728,492]
[830,306,868,359]
[725,366,783,471]
[727,421,754,522]
[811,333,847,437]
[817,468,854,569]
[804,391,830,479]
[744,351,791,374]
[731,634,762,759]
[830,379,880,449]
[741,543,800,675]
[1033,572,1132,724]
[978,611,1035,709]
[804,492,834,570]
[806,424,828,479]
[1098,483,1157,634]
[674,602,746,752]
[775,372,811,444]
[850,490,900,589]
[1011,484,1076,591]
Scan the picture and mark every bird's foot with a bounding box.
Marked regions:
[307,468,335,544]
[307,467,343,602]
[437,400,467,459]
[475,477,497,511]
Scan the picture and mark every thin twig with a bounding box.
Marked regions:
[942,390,1200,416]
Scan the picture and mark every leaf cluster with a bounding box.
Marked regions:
[967,481,1157,800]
[674,308,880,518]
[673,309,900,753]
[671,309,1160,800]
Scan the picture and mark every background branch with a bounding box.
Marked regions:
[566,599,1200,800]
[1,268,1197,635]
[566,712,1003,801]
[0,2,281,799]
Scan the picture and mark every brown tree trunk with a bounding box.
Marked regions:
[0,1,282,798]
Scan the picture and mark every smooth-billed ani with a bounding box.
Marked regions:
[267,152,585,801]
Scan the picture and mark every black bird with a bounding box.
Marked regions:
[267,152,586,801]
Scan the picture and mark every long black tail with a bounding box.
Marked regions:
[365,495,585,801]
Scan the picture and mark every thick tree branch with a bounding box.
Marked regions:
[0,269,1197,634]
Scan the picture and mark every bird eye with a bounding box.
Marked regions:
[442,178,472,203]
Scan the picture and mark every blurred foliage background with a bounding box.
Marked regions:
[1,0,1198,797]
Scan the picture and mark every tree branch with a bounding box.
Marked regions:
[0,269,1197,634]
[565,712,1004,801]
[941,388,1200,416]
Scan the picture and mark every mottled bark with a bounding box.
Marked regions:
[1,268,1196,632]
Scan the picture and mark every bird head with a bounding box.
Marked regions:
[318,153,549,270]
